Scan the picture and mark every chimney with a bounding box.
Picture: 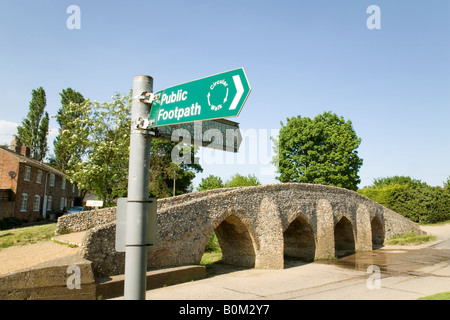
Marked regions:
[10,137,22,154]
[20,145,31,157]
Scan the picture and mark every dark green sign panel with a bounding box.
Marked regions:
[154,119,242,153]
[148,68,251,128]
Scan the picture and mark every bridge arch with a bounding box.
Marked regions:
[334,216,356,257]
[204,214,257,268]
[371,216,385,249]
[283,212,316,261]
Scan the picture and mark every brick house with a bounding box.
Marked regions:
[0,141,80,222]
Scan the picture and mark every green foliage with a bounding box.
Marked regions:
[444,176,450,190]
[149,139,202,199]
[358,183,411,211]
[197,175,224,191]
[372,176,427,188]
[358,176,450,224]
[273,111,363,191]
[0,223,56,250]
[204,232,221,253]
[66,92,132,205]
[53,88,86,173]
[197,173,261,192]
[16,87,50,161]
[201,232,223,268]
[418,292,450,300]
[57,91,202,202]
[200,252,223,268]
[225,173,261,188]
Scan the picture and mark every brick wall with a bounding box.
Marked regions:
[15,163,80,221]
[44,169,80,215]
[0,202,14,220]
[0,151,19,220]
[0,147,80,222]
[0,150,19,191]
[0,189,14,219]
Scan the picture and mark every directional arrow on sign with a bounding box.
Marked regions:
[230,75,244,110]
[148,68,251,128]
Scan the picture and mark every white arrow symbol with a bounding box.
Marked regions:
[229,75,244,110]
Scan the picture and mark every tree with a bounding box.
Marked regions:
[65,92,202,203]
[16,87,49,161]
[66,92,131,205]
[53,88,86,172]
[225,173,261,187]
[359,176,450,224]
[372,176,427,188]
[149,138,202,198]
[273,111,363,191]
[444,176,450,191]
[197,175,224,191]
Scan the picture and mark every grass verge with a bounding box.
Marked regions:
[0,223,56,251]
[200,252,223,268]
[200,232,223,268]
[386,232,436,246]
[419,220,450,226]
[418,292,450,300]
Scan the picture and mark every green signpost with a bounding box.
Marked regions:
[148,68,251,128]
[124,69,250,300]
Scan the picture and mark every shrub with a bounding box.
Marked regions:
[204,232,221,253]
[358,178,450,224]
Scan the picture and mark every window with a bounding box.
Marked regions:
[24,166,31,181]
[72,184,76,193]
[62,177,66,190]
[33,195,40,212]
[20,194,28,212]
[47,196,52,211]
[36,170,43,184]
[60,197,65,210]
[49,174,55,187]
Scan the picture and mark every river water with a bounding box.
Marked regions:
[317,247,450,277]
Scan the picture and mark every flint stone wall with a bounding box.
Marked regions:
[59,183,423,277]
[56,207,116,234]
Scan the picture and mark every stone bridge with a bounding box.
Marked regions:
[57,183,423,277]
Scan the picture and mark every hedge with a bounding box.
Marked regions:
[358,183,450,224]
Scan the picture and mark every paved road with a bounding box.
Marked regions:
[140,255,450,300]
[425,224,450,249]
[432,238,450,249]
[115,224,450,301]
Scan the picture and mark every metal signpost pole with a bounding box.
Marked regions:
[124,75,153,300]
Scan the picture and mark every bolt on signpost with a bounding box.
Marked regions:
[123,69,250,300]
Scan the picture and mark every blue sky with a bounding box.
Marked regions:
[0,0,449,188]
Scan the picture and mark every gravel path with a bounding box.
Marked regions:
[0,231,86,275]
